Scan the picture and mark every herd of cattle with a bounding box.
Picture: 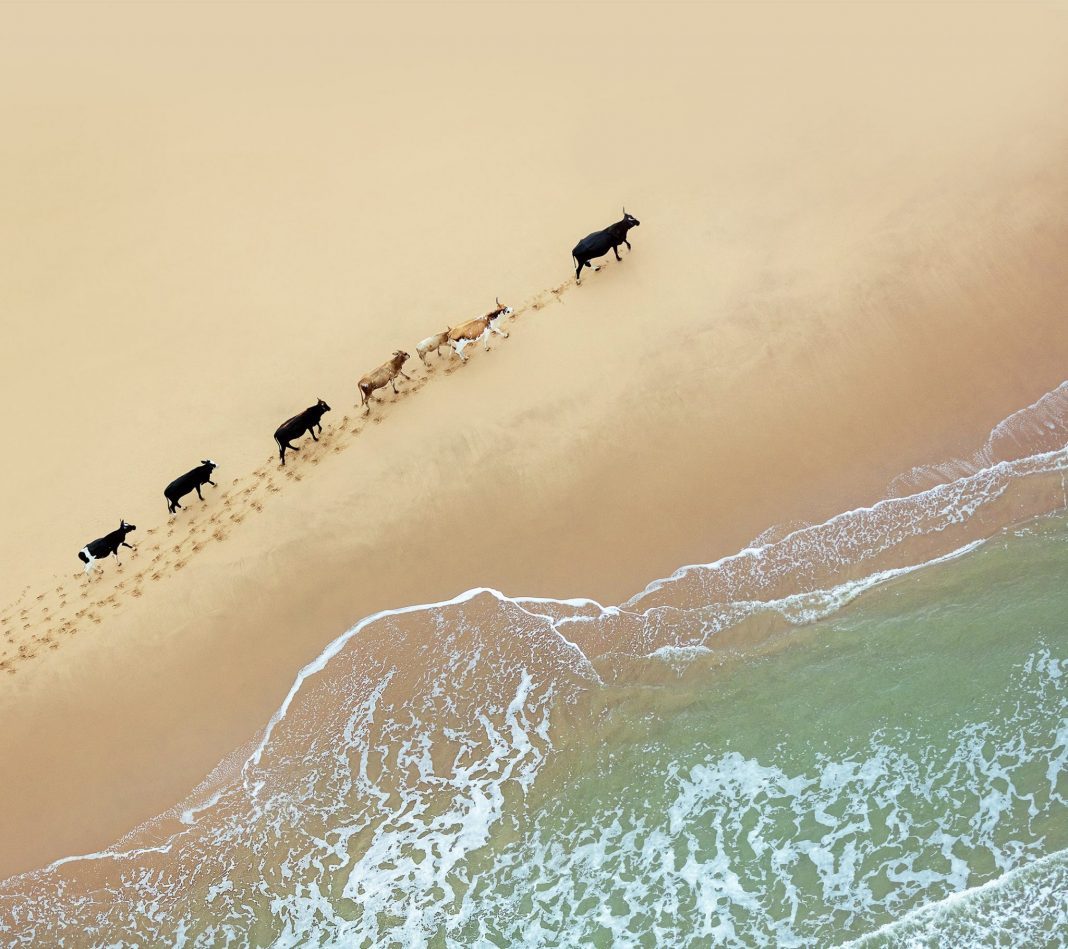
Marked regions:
[76,209,641,573]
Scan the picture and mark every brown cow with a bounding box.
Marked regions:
[358,351,411,413]
[447,299,513,363]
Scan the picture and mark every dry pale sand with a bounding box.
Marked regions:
[1,3,1068,880]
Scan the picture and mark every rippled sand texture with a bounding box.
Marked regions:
[2,2,1068,886]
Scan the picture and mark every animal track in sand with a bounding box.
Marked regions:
[1,283,560,674]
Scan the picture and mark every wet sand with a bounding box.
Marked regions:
[1,3,1068,880]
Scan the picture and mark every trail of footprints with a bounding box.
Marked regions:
[0,281,573,675]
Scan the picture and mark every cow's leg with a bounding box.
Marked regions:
[122,541,135,550]
[195,486,204,500]
[286,441,300,453]
[399,370,411,381]
[310,426,319,442]
[452,340,469,363]
[391,377,398,393]
[208,479,217,486]
[613,244,623,262]
[491,324,509,339]
[624,239,632,251]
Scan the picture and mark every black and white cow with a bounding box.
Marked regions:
[77,519,137,574]
[274,398,331,466]
[165,460,218,514]
[572,208,641,283]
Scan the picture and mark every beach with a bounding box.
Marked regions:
[1,3,1067,938]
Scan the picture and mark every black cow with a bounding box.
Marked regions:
[165,460,218,514]
[572,207,641,283]
[274,398,331,466]
[77,519,137,574]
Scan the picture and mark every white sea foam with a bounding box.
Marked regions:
[888,380,1068,497]
[847,847,1068,948]
[424,647,1066,946]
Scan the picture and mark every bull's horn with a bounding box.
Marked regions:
[496,297,501,307]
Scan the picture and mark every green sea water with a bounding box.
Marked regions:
[448,513,1068,946]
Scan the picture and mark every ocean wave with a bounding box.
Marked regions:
[887,380,1068,497]
[847,847,1068,948]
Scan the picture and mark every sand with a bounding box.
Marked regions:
[1,3,1068,881]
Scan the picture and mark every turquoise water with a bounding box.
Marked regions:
[450,515,1068,946]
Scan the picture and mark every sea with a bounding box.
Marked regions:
[1,383,1066,947]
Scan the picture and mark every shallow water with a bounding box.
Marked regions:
[471,515,1068,947]
[1,389,1066,947]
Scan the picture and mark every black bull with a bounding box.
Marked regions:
[165,460,218,514]
[274,398,331,466]
[572,209,640,282]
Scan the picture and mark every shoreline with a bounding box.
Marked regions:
[2,368,1067,885]
[4,438,1067,896]
[3,1,1068,886]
